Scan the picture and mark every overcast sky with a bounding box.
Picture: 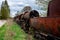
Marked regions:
[0,0,46,17]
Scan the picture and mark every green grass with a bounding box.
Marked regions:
[0,22,34,40]
[0,24,6,40]
[0,22,33,40]
[10,23,27,40]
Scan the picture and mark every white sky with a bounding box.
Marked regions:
[0,0,47,17]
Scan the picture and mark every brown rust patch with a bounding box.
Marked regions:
[57,25,60,32]
[39,24,52,34]
[39,24,46,33]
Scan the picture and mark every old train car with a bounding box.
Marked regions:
[29,0,60,40]
[47,0,60,17]
[14,0,60,39]
[29,17,60,38]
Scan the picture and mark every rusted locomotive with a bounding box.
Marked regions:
[29,0,60,40]
[29,17,60,40]
[14,0,60,40]
[14,10,39,31]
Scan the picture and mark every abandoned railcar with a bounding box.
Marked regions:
[29,0,60,39]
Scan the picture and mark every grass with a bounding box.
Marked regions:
[9,23,27,40]
[0,24,6,40]
[0,18,34,40]
[0,22,28,40]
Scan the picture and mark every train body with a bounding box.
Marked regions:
[29,17,60,37]
[29,0,60,39]
[29,0,60,36]
[28,0,60,39]
[14,0,60,39]
[47,0,60,17]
